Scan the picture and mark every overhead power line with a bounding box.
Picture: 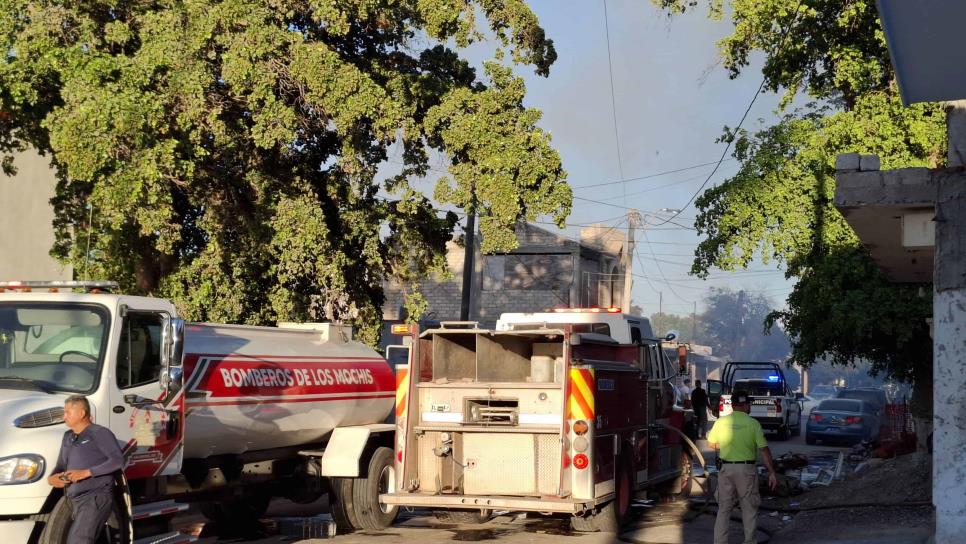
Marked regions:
[571,158,737,190]
[650,0,806,228]
[602,0,625,206]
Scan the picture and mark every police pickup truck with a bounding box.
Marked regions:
[707,362,803,440]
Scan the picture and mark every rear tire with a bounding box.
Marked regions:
[658,450,693,501]
[570,459,631,533]
[200,493,270,536]
[791,419,802,437]
[329,477,360,532]
[350,447,399,530]
[433,509,492,524]
[775,425,790,441]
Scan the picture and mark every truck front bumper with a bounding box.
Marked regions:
[0,520,36,543]
[380,493,597,514]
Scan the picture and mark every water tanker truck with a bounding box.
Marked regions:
[0,281,397,543]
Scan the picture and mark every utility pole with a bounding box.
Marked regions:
[620,210,639,310]
[659,291,663,315]
[691,301,697,341]
[459,195,477,321]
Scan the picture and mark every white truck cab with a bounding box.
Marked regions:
[0,281,181,542]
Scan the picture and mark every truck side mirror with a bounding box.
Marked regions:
[159,317,185,393]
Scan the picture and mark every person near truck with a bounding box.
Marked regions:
[707,393,778,544]
[47,395,125,544]
[690,379,711,439]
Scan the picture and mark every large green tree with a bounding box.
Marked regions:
[0,0,571,344]
[654,1,942,415]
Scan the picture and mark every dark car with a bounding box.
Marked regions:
[806,399,880,445]
[809,384,840,401]
[835,387,889,413]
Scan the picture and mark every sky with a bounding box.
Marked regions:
[386,0,797,317]
[507,0,794,316]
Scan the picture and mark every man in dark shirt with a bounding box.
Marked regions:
[47,395,124,544]
[690,380,711,439]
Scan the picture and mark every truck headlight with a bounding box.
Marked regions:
[0,455,45,485]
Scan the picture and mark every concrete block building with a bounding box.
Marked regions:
[382,222,628,327]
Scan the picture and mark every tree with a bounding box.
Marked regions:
[699,287,790,362]
[649,311,699,343]
[654,0,940,418]
[0,0,571,344]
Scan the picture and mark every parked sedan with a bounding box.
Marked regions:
[835,387,889,413]
[806,399,880,445]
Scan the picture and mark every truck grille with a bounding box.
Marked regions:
[14,407,66,428]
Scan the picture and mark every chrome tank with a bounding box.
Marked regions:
[180,323,393,459]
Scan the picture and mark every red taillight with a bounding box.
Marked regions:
[562,453,571,469]
[774,399,782,413]
[573,454,589,470]
[397,450,403,463]
[845,416,862,425]
[810,413,823,422]
[719,399,725,411]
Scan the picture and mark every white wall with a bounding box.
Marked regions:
[0,149,72,281]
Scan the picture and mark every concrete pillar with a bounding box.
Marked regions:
[933,171,966,542]
[946,100,966,167]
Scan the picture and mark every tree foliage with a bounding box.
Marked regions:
[698,287,790,362]
[653,0,942,407]
[649,311,699,343]
[0,0,571,344]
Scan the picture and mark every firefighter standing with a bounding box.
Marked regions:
[690,380,711,439]
[707,393,778,544]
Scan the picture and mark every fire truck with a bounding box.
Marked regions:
[0,281,398,544]
[381,309,694,532]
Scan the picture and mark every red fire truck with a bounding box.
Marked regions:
[380,309,693,532]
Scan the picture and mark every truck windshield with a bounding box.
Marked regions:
[0,303,110,394]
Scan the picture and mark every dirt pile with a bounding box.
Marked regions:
[797,451,931,508]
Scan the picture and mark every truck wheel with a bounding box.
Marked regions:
[200,493,270,535]
[349,447,399,530]
[433,509,492,524]
[659,451,693,501]
[329,477,360,532]
[38,496,72,544]
[775,425,789,441]
[791,420,802,437]
[570,461,631,533]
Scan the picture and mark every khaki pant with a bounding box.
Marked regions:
[714,463,760,544]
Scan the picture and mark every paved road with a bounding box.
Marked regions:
[177,412,853,544]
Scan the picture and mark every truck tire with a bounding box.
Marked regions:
[329,477,360,532]
[38,496,72,544]
[659,451,693,501]
[433,509,492,524]
[349,447,399,530]
[200,493,270,535]
[791,418,802,437]
[570,460,631,533]
[775,424,789,441]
